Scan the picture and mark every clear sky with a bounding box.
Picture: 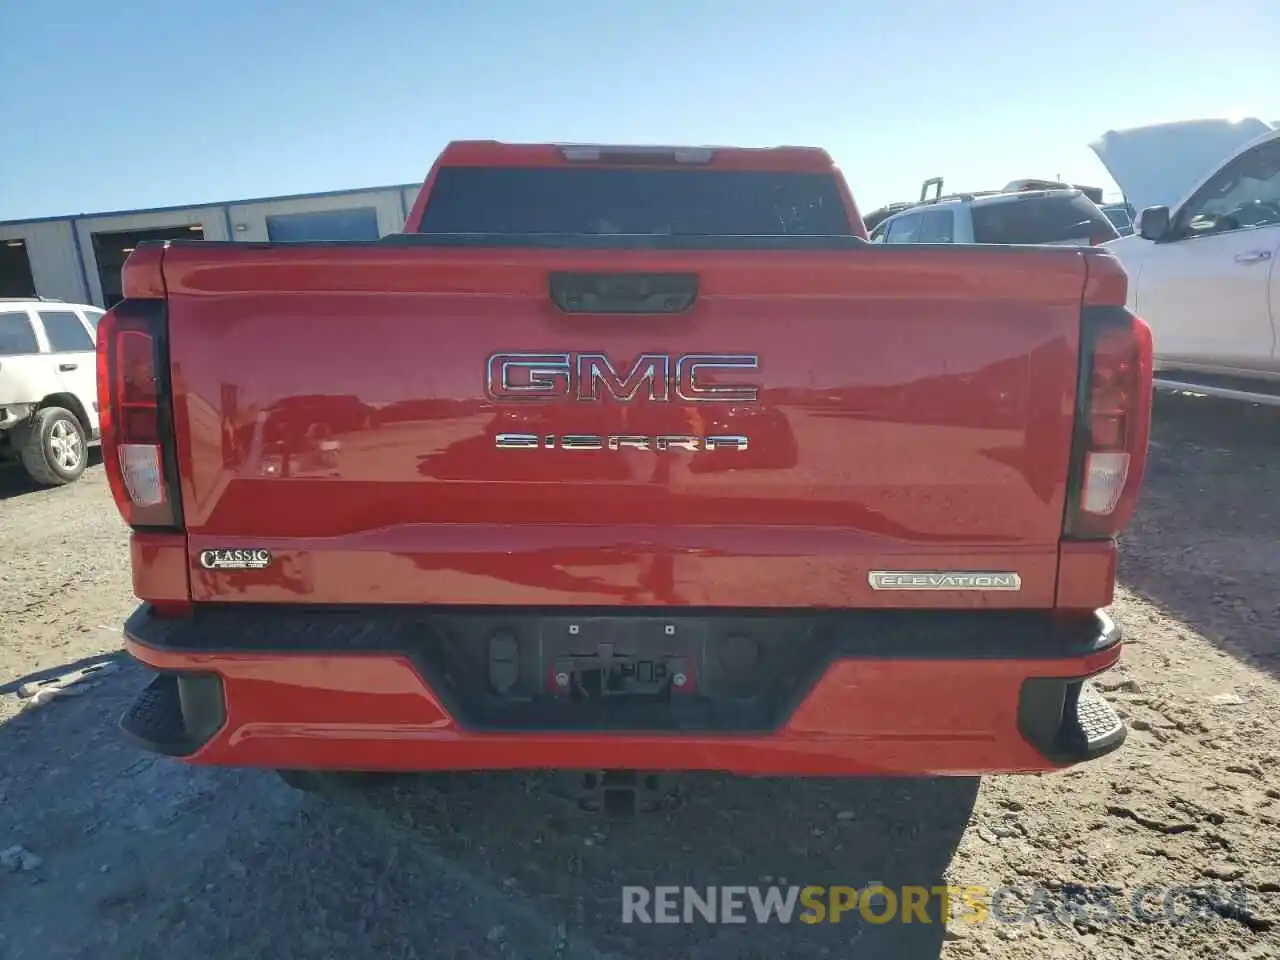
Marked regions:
[2,0,1276,222]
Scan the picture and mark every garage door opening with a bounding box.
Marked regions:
[92,224,204,306]
[0,239,38,298]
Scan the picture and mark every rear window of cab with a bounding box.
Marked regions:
[418,167,853,237]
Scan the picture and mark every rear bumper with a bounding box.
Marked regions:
[119,604,1126,776]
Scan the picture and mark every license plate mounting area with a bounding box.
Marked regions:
[537,617,705,701]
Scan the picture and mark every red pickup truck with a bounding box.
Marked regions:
[102,141,1152,810]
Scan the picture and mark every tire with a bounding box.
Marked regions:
[275,769,397,795]
[19,406,87,486]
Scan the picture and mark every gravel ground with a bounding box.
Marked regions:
[0,393,1277,960]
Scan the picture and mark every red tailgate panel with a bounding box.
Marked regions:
[161,244,1087,609]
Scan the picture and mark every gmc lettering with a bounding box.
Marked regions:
[486,352,760,403]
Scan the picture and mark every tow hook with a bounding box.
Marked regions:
[549,769,676,818]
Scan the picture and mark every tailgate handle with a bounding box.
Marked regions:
[549,272,698,315]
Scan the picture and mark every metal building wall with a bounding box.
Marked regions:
[401,187,418,227]
[0,219,89,303]
[228,188,405,242]
[2,182,423,307]
[76,207,230,306]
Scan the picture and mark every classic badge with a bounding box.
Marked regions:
[199,549,273,571]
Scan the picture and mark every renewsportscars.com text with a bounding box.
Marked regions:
[620,884,1255,926]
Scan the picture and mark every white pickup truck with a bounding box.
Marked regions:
[1093,118,1280,405]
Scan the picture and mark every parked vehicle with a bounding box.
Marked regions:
[1100,204,1135,236]
[0,297,105,485]
[862,201,915,232]
[869,186,1120,247]
[1092,118,1280,405]
[863,179,957,232]
[100,141,1153,811]
[1003,179,1105,205]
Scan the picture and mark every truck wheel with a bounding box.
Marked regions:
[20,407,87,486]
[275,769,397,795]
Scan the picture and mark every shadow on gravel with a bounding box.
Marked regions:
[1118,392,1279,677]
[0,647,980,960]
[0,651,126,697]
[0,451,103,500]
[328,771,981,959]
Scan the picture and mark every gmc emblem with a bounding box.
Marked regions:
[485,352,760,403]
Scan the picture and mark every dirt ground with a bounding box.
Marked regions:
[1,392,1277,960]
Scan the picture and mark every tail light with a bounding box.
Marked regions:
[96,299,182,529]
[1064,307,1153,539]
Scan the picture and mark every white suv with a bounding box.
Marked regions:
[0,298,105,486]
[869,188,1120,247]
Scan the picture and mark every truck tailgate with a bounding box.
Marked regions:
[161,243,1086,608]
